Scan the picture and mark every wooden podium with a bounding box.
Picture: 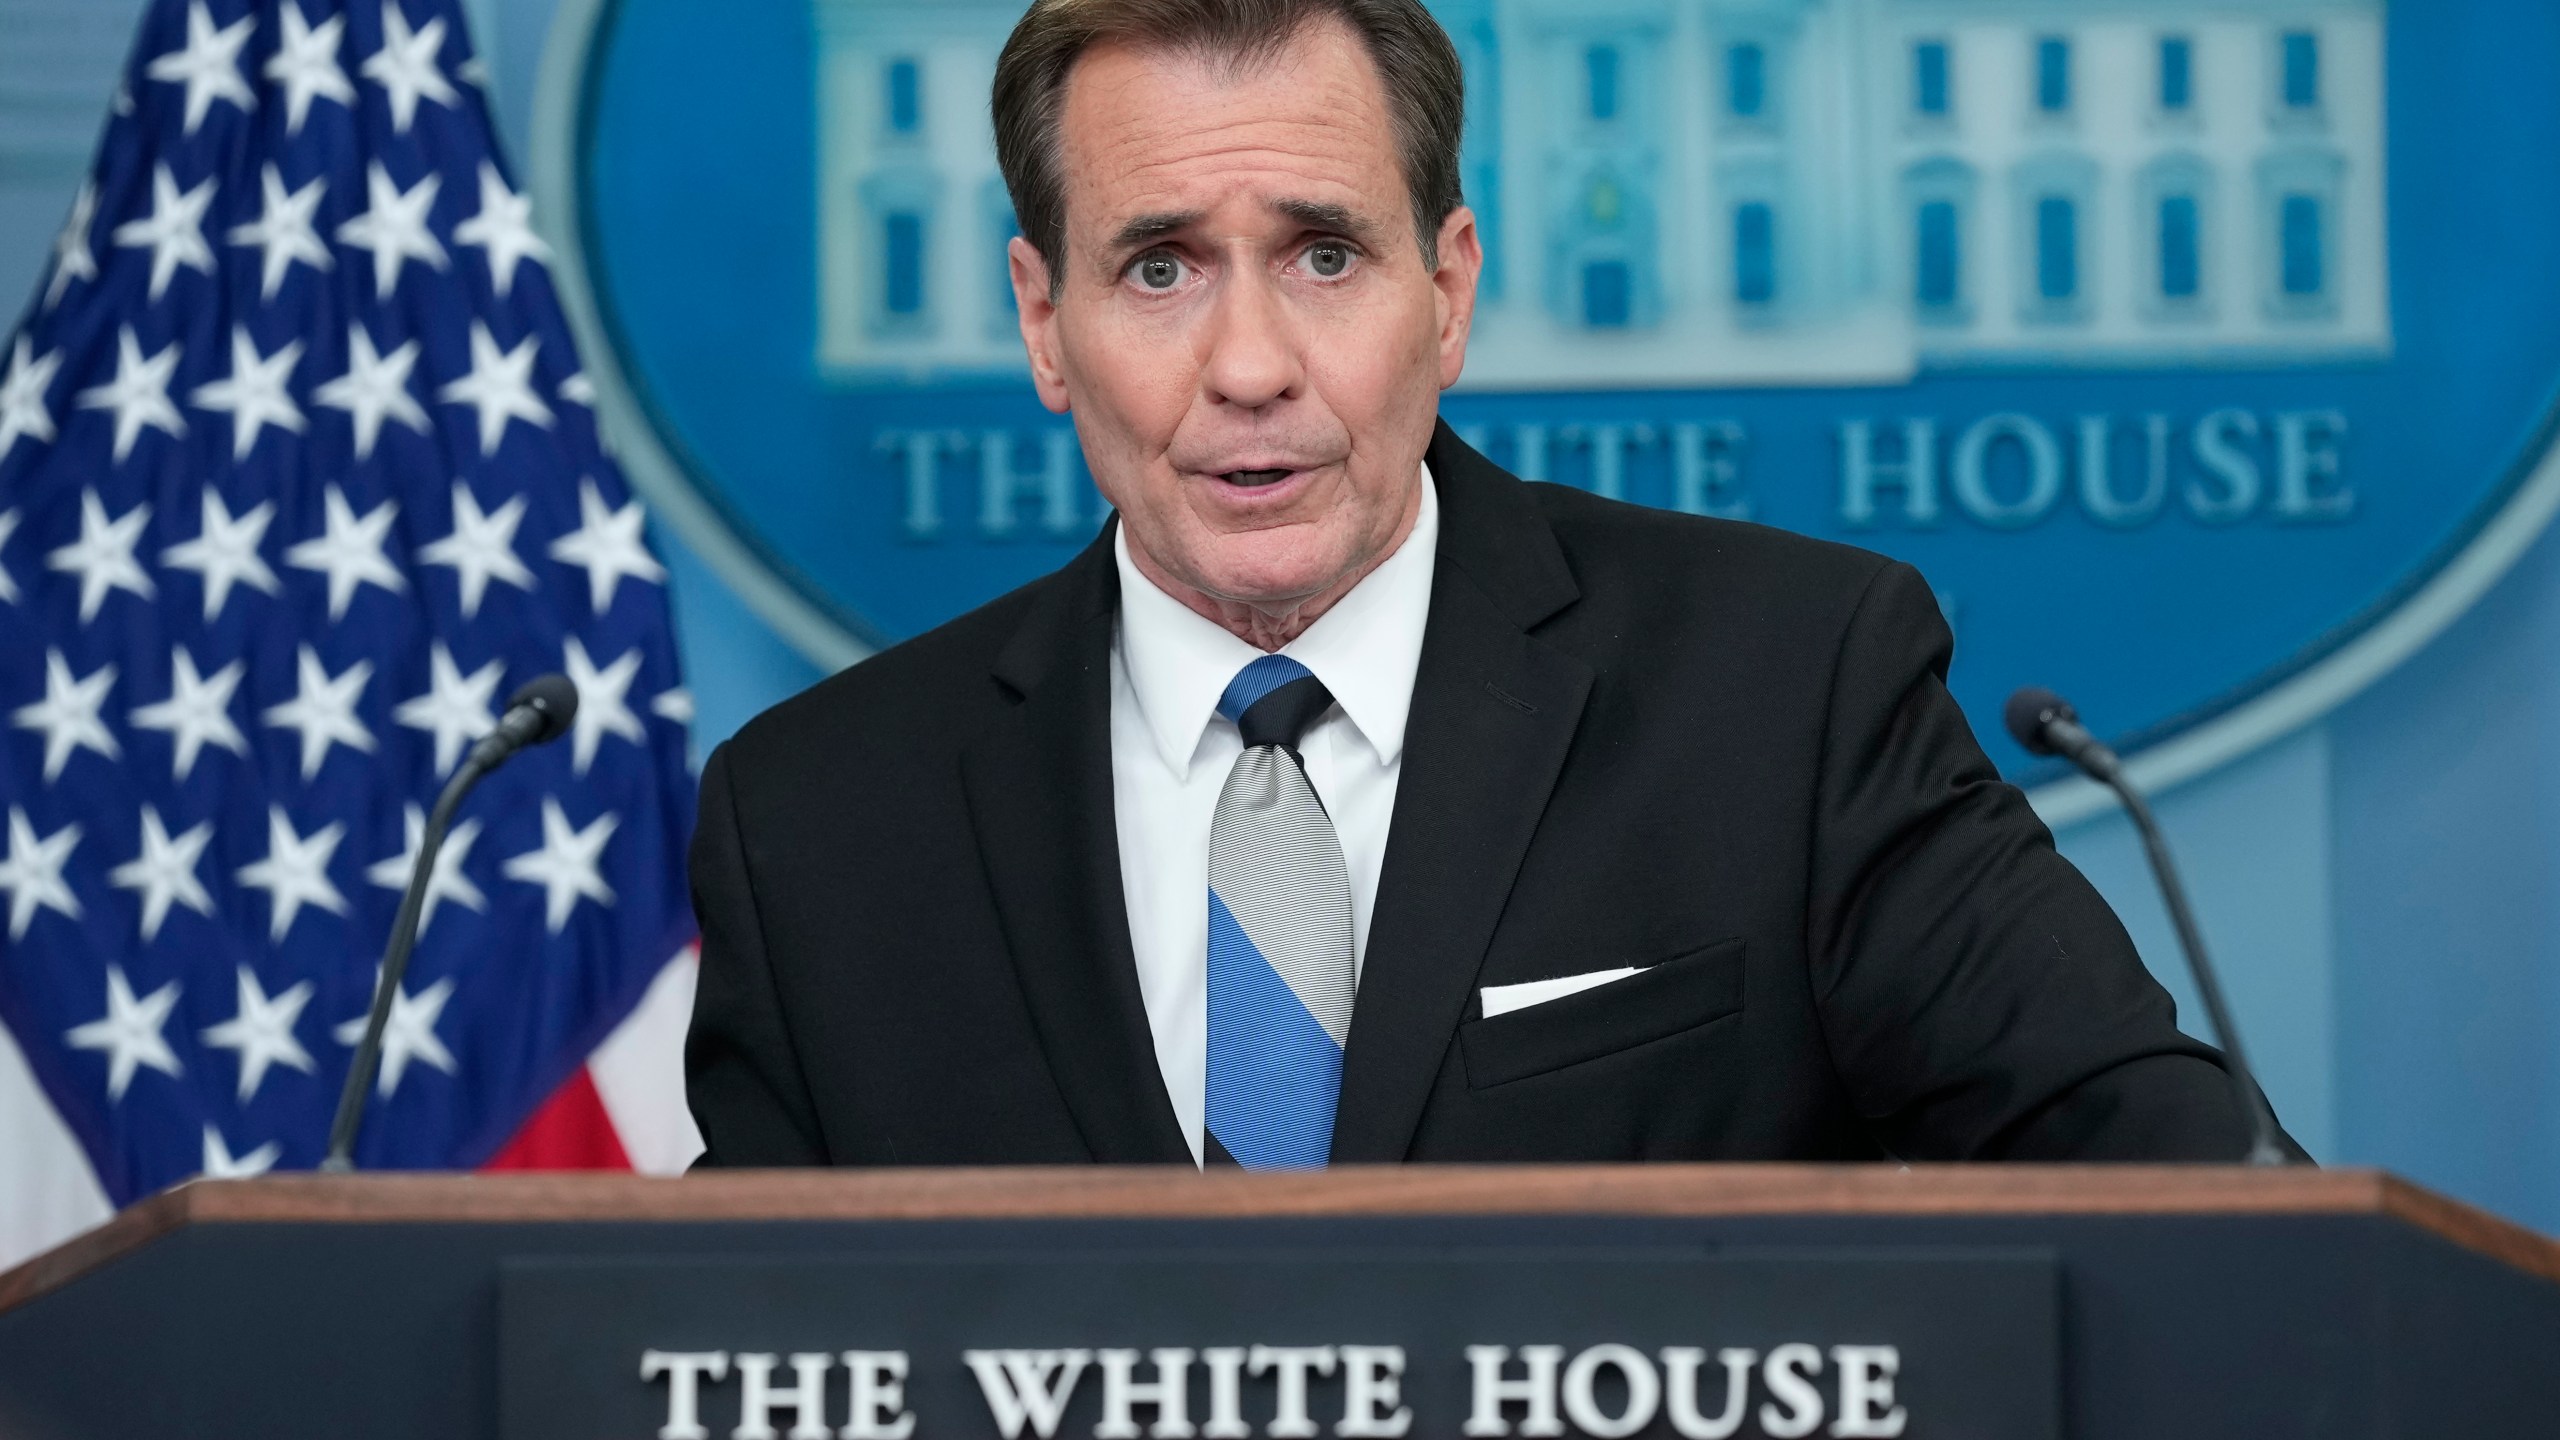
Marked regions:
[2,1166,2556,1438]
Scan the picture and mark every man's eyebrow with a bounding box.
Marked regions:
[1102,200,1389,260]
[1107,210,1204,254]
[1272,197,1383,247]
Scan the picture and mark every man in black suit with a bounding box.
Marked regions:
[686,0,2288,1167]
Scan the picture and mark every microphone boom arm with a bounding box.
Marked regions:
[2078,750,2292,1167]
[319,674,579,1172]
[2007,687,2294,1166]
[320,753,491,1171]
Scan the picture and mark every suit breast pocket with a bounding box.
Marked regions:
[1458,937,1747,1090]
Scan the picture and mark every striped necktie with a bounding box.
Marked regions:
[1203,655,1356,1168]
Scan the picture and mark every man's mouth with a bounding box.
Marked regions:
[1217,468,1297,487]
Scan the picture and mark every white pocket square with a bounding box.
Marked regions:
[1478,966,1643,1018]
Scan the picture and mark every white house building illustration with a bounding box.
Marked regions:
[814,0,2387,388]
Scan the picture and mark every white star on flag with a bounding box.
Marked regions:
[314,325,430,460]
[651,688,695,725]
[12,648,120,783]
[286,484,405,621]
[189,327,306,460]
[161,488,282,620]
[504,797,618,933]
[334,973,458,1097]
[201,967,317,1102]
[265,3,355,136]
[263,645,376,779]
[131,647,251,781]
[562,635,645,775]
[44,180,98,310]
[362,2,460,135]
[111,164,219,302]
[549,478,666,613]
[365,803,486,936]
[46,489,157,620]
[200,1126,283,1179]
[0,510,18,606]
[1,336,62,458]
[227,164,334,301]
[0,807,82,940]
[453,161,552,299]
[74,328,187,464]
[335,162,447,300]
[107,804,216,943]
[419,481,535,618]
[235,806,349,942]
[144,0,256,135]
[64,966,182,1103]
[392,641,500,775]
[437,321,552,456]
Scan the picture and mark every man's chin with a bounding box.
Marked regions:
[1179,546,1356,616]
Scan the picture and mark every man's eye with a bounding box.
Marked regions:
[1132,255,1186,290]
[1305,243,1352,278]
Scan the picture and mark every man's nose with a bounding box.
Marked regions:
[1197,268,1304,410]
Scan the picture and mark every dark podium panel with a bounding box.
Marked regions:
[1,1166,2556,1439]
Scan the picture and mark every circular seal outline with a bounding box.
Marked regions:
[530,0,2560,826]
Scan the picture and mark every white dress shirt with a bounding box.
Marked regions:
[1109,469,1440,1164]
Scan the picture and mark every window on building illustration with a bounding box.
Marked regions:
[1583,260,1631,327]
[2035,196,2076,300]
[2159,36,2193,112]
[887,58,921,135]
[1916,200,1959,307]
[1727,43,1765,119]
[884,211,924,316]
[2282,31,2320,109]
[2159,194,2200,298]
[1586,45,1620,122]
[2036,38,2071,113]
[1913,40,1949,116]
[1734,202,1774,305]
[2281,194,2324,295]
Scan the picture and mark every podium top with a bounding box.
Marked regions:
[6,1163,2555,1314]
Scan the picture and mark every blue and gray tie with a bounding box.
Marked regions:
[1203,655,1356,1168]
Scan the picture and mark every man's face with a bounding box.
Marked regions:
[1010,21,1480,619]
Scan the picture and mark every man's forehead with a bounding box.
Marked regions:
[1054,26,1402,238]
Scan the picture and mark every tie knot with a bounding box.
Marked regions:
[1217,655,1335,751]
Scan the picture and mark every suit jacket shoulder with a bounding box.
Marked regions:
[714,552,1106,803]
[1519,479,1910,663]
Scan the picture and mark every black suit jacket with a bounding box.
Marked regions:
[686,422,2285,1166]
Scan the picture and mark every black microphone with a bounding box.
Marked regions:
[2005,687,2292,1166]
[320,676,582,1172]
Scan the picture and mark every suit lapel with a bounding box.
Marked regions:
[1331,425,1593,1162]
[959,529,1191,1163]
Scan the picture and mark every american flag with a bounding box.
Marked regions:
[0,0,696,1205]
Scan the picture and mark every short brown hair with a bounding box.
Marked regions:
[992,0,1466,297]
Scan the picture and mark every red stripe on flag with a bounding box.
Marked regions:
[483,1066,633,1171]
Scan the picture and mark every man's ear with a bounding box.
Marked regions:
[1430,205,1482,392]
[1009,236,1072,414]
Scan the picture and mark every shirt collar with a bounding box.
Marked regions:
[1115,464,1440,777]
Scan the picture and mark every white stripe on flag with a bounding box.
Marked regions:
[585,950,704,1175]
[0,1018,113,1274]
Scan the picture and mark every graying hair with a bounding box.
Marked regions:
[992,0,1467,298]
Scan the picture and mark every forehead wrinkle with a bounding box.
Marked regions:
[1056,25,1409,272]
[1079,135,1385,233]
